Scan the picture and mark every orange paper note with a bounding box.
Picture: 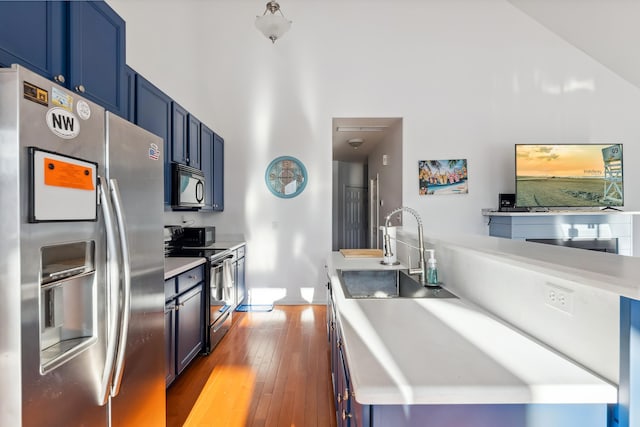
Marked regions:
[44,157,95,190]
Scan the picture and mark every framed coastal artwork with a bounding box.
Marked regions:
[419,159,468,195]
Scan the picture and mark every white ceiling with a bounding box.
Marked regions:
[332,117,401,162]
[508,0,640,89]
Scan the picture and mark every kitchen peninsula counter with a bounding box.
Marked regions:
[326,252,616,406]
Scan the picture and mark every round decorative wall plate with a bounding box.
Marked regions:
[265,156,308,198]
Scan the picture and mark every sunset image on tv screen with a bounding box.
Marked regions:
[515,144,623,208]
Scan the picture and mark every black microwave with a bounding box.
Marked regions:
[180,226,215,247]
[172,163,205,209]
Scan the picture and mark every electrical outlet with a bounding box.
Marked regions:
[544,283,573,314]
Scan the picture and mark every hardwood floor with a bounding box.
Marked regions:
[167,305,337,427]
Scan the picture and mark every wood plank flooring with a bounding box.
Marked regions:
[167,305,337,427]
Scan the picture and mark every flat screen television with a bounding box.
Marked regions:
[515,144,623,208]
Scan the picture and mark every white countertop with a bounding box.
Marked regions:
[423,233,640,300]
[327,252,617,406]
[164,257,206,280]
[481,208,639,217]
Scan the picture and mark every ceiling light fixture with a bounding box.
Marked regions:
[347,138,365,149]
[336,126,389,132]
[255,1,292,44]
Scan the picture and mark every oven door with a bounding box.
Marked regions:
[207,254,235,352]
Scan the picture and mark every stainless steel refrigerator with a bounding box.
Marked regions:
[0,65,166,427]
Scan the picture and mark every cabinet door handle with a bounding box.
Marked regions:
[175,302,185,311]
[54,74,66,84]
[341,410,352,420]
[75,84,86,93]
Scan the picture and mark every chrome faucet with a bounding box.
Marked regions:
[383,206,428,284]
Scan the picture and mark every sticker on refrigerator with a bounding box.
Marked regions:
[148,143,160,160]
[76,100,91,120]
[51,87,73,111]
[46,108,80,139]
[23,81,48,106]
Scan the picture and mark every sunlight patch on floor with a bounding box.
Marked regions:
[183,366,256,427]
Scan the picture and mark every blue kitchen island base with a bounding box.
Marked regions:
[350,402,612,427]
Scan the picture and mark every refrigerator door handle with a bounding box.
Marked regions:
[98,177,122,406]
[108,179,132,398]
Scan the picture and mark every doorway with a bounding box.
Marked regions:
[331,117,403,251]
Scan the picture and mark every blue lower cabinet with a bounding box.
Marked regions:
[617,296,640,427]
[165,265,206,387]
[352,403,607,427]
[165,300,176,387]
[176,283,204,375]
[235,254,246,306]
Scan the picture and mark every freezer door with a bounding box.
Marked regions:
[2,65,110,426]
[105,112,166,426]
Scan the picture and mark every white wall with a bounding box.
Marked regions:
[108,0,640,304]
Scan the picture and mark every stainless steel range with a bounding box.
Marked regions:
[165,227,235,353]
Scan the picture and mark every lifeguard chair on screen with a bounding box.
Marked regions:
[602,144,623,204]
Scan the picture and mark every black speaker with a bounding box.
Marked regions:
[499,193,515,211]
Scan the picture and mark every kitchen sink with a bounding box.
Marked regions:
[337,269,458,299]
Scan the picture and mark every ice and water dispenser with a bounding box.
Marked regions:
[39,241,97,373]
[28,149,100,372]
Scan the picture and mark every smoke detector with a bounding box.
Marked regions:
[347,138,364,149]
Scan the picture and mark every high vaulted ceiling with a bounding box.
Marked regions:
[508,0,640,89]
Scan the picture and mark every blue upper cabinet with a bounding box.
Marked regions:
[200,125,224,212]
[0,1,67,80]
[172,102,189,165]
[135,74,173,207]
[212,132,224,211]
[200,125,214,211]
[124,65,136,122]
[68,1,126,117]
[188,114,201,170]
[0,1,125,117]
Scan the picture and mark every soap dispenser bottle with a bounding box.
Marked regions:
[426,250,438,285]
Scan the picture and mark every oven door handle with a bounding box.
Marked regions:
[212,254,234,267]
